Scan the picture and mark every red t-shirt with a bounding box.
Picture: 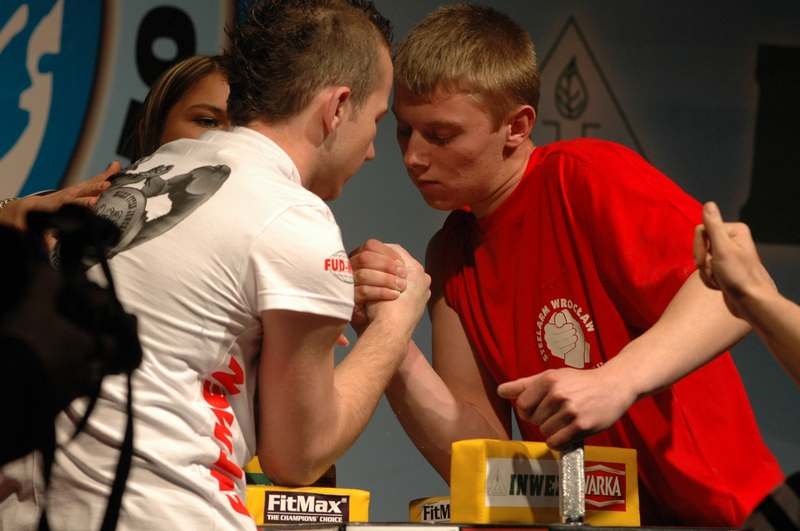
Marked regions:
[440,139,783,526]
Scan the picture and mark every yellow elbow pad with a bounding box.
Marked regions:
[450,439,639,526]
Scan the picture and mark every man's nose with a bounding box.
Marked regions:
[402,131,428,169]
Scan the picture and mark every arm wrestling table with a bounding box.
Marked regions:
[256,523,736,531]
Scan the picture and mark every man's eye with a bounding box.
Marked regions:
[426,132,453,146]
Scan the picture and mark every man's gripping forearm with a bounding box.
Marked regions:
[258,246,429,485]
[386,340,510,480]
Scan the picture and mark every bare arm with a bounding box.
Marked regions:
[695,201,800,384]
[605,269,750,396]
[258,246,429,486]
[736,293,800,385]
[385,233,511,481]
[0,162,118,230]
[499,269,750,449]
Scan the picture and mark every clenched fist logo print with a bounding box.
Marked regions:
[543,309,591,368]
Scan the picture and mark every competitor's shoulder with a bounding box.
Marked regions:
[441,208,475,231]
[427,209,474,267]
[537,138,643,166]
[425,227,449,278]
[268,193,338,233]
[436,209,476,248]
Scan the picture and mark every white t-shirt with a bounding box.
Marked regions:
[3,127,354,531]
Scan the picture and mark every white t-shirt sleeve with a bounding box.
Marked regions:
[248,203,354,321]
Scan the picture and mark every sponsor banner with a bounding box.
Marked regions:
[484,457,627,512]
[246,485,370,525]
[584,462,626,511]
[1,0,235,198]
[409,496,451,523]
[264,491,350,524]
[485,457,560,508]
[420,500,450,523]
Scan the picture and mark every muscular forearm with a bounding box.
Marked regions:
[601,271,751,399]
[386,341,509,481]
[329,318,416,453]
[261,317,412,485]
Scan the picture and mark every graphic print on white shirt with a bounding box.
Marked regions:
[94,159,231,256]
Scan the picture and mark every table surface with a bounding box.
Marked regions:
[257,523,736,531]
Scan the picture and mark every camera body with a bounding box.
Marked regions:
[0,205,141,466]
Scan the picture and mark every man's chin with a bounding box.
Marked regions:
[415,187,455,211]
[320,185,344,202]
[309,179,344,201]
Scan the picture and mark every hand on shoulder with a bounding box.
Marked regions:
[0,161,119,231]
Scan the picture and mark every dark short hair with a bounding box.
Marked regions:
[223,0,392,126]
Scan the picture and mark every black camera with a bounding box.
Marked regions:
[0,204,141,466]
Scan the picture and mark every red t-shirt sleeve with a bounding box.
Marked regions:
[545,140,701,331]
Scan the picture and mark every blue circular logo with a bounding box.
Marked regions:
[0,1,102,196]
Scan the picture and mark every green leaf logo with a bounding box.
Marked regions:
[556,57,589,120]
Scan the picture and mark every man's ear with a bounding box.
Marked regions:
[505,105,536,148]
[323,86,353,134]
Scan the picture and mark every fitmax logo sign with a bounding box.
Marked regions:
[264,492,350,523]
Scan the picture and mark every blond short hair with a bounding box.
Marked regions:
[394,3,539,129]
